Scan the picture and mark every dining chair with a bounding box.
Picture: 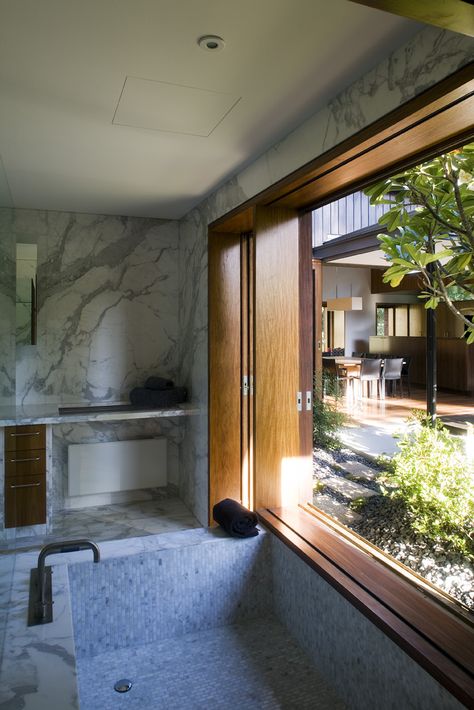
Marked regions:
[382,357,404,397]
[350,358,383,399]
[322,357,350,398]
[401,356,412,397]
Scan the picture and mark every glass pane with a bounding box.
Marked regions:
[395,306,408,336]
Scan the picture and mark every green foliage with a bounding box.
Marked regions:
[313,375,347,450]
[382,412,474,555]
[365,145,474,343]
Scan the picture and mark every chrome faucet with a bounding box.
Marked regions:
[28,539,100,626]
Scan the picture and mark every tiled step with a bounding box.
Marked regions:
[336,460,379,482]
[319,473,377,501]
[312,493,362,525]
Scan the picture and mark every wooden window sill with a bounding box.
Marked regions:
[258,506,474,708]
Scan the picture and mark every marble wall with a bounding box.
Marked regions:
[52,417,184,512]
[0,207,180,406]
[0,210,16,405]
[0,207,185,520]
[177,26,474,525]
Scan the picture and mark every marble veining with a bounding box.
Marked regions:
[0,495,200,552]
[0,212,15,406]
[0,208,180,407]
[0,559,79,709]
[51,419,186,512]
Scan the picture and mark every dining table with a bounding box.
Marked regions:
[322,356,381,399]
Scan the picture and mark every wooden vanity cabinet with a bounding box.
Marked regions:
[4,425,46,528]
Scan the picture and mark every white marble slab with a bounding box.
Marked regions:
[0,401,199,426]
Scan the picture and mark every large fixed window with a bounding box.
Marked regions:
[375,303,426,337]
[313,144,474,622]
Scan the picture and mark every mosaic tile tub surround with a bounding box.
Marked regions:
[69,529,273,657]
[1,527,465,709]
[271,537,465,710]
[70,529,346,710]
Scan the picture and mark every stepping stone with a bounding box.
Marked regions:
[312,493,362,525]
[336,460,379,482]
[320,473,377,501]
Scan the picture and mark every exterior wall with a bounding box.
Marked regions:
[322,265,419,355]
[178,27,474,525]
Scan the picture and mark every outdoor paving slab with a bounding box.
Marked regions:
[320,473,377,500]
[336,460,379,482]
[313,494,362,525]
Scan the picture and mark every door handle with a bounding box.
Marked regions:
[9,431,41,437]
[297,392,302,412]
[9,482,41,489]
[9,457,41,463]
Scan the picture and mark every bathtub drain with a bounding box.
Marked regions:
[114,679,133,693]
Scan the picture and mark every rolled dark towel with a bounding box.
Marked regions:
[129,386,187,408]
[213,498,259,538]
[144,376,174,390]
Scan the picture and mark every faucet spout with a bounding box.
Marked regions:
[29,539,100,626]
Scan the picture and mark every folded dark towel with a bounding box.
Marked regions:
[129,386,187,408]
[213,498,259,538]
[144,376,174,391]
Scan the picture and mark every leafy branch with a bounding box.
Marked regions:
[365,145,474,344]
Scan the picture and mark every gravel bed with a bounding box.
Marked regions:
[313,446,474,612]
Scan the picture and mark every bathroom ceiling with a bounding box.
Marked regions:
[0,0,420,220]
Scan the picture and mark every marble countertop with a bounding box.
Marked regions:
[0,401,200,426]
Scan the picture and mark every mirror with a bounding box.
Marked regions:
[16,243,37,345]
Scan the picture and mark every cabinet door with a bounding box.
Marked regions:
[253,207,313,509]
[5,425,46,452]
[5,474,46,528]
[5,449,46,478]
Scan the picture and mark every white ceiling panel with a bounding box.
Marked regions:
[0,0,421,219]
[113,76,240,136]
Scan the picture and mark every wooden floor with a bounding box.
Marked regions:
[339,386,474,429]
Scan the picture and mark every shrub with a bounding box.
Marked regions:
[313,375,347,450]
[382,411,474,555]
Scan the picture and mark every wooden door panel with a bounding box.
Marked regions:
[209,232,242,522]
[254,206,312,509]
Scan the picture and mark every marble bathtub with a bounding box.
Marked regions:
[0,528,344,710]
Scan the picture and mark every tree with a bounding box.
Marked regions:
[365,144,474,343]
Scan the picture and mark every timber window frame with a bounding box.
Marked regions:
[208,63,474,706]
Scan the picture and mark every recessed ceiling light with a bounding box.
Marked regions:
[198,35,225,52]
